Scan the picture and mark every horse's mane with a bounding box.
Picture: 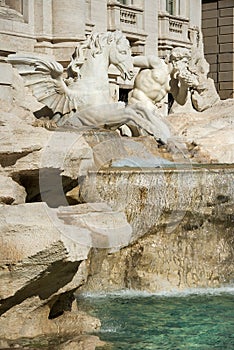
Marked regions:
[67,31,126,78]
[78,30,125,57]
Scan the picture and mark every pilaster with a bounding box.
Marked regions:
[144,0,158,55]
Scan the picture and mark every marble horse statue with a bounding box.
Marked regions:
[8,30,171,144]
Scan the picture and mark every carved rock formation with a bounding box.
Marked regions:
[0,202,131,344]
[0,175,26,204]
[80,166,234,292]
[168,99,234,163]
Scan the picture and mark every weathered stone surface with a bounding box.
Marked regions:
[0,297,100,341]
[81,166,234,240]
[0,201,131,278]
[0,109,46,162]
[168,99,234,163]
[0,99,94,208]
[0,175,26,204]
[0,109,94,179]
[1,68,44,125]
[82,218,233,292]
[0,73,94,185]
[58,335,106,350]
[80,166,234,292]
[0,202,131,340]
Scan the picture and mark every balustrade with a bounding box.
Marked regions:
[120,8,137,25]
[169,18,183,34]
[158,12,190,56]
[107,0,146,42]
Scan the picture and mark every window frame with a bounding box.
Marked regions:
[166,0,175,15]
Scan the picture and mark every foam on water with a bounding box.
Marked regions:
[98,326,119,333]
[80,285,234,299]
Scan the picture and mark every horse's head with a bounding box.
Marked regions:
[108,31,134,80]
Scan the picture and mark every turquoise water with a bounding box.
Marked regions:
[78,287,234,350]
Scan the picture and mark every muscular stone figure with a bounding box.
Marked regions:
[168,47,199,106]
[129,55,171,113]
[129,48,201,119]
[125,55,171,138]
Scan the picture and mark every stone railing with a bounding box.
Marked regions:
[120,8,137,25]
[107,1,146,42]
[169,18,183,33]
[158,12,190,56]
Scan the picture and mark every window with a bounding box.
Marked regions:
[118,0,134,5]
[166,0,175,15]
[0,0,25,22]
[5,0,23,13]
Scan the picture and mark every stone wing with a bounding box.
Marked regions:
[7,55,80,115]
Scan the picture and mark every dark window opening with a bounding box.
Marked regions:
[166,0,175,15]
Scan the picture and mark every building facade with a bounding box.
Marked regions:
[202,0,234,99]
[0,0,233,100]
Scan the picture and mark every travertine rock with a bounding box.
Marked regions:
[81,166,234,241]
[58,336,106,350]
[0,175,26,204]
[168,99,234,163]
[0,102,94,208]
[80,166,234,292]
[0,202,131,340]
[0,108,94,179]
[82,216,234,293]
[0,296,100,341]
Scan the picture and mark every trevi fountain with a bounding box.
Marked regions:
[0,27,233,349]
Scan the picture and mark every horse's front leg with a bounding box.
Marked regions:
[102,107,151,134]
[101,105,159,139]
[124,106,162,140]
[125,105,171,144]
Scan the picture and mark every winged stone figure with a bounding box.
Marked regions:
[7,31,134,121]
[7,31,171,143]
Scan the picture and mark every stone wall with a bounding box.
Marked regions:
[202,0,234,99]
[158,0,202,57]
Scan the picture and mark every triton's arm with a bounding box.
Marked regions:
[133,55,164,69]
